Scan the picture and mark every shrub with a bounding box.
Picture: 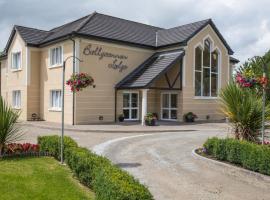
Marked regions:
[37,135,77,159]
[0,96,23,155]
[203,137,270,175]
[38,135,153,200]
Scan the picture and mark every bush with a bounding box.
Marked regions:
[37,135,77,159]
[38,135,153,200]
[203,137,270,175]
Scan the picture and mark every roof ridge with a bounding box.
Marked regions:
[95,12,163,30]
[49,13,94,31]
[159,18,211,32]
[75,11,97,32]
[14,25,49,32]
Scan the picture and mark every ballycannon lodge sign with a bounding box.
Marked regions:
[83,44,129,72]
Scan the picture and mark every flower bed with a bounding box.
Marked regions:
[203,137,270,175]
[38,135,153,200]
[0,143,41,158]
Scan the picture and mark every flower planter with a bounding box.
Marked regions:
[145,119,157,126]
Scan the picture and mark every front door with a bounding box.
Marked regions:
[123,92,139,120]
[161,93,178,120]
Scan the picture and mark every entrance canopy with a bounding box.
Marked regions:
[116,50,185,89]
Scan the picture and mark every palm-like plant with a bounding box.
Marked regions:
[220,83,270,142]
[0,96,23,155]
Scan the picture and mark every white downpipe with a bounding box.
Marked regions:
[141,89,148,126]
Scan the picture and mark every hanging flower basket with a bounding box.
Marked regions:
[66,73,94,92]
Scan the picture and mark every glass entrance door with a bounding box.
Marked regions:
[123,92,139,120]
[161,93,178,120]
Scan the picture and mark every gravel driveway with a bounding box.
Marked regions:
[21,123,270,200]
[95,130,270,200]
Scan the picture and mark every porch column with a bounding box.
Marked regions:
[141,89,148,126]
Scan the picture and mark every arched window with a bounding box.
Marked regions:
[194,39,219,97]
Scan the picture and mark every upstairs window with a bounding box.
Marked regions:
[194,39,219,97]
[11,52,21,70]
[49,46,63,67]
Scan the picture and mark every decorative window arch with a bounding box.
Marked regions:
[194,38,219,97]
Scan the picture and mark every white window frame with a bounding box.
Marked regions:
[49,46,63,68]
[11,51,22,71]
[12,90,21,109]
[49,90,62,111]
[160,92,178,121]
[122,91,139,120]
[193,37,220,99]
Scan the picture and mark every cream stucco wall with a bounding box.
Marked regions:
[76,39,154,124]
[182,24,230,120]
[1,32,28,121]
[39,41,74,124]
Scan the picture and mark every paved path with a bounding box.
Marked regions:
[21,123,270,200]
[94,130,270,200]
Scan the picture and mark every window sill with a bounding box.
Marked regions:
[193,96,218,100]
[48,64,63,69]
[11,69,22,72]
[48,108,62,112]
[12,107,21,110]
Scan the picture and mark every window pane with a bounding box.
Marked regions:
[211,51,218,73]
[162,109,169,119]
[131,109,138,119]
[195,71,202,96]
[203,40,211,67]
[123,93,130,107]
[162,94,169,108]
[203,68,210,96]
[195,47,202,71]
[131,93,138,108]
[171,110,177,119]
[171,94,177,108]
[123,109,129,119]
[211,73,218,97]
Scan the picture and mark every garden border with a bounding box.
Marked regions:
[192,149,270,182]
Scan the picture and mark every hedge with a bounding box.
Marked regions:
[203,137,270,175]
[38,135,153,200]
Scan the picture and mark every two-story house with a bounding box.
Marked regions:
[0,12,239,125]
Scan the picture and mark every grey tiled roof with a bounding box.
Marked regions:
[157,19,210,47]
[116,50,185,89]
[15,26,49,45]
[78,13,162,47]
[2,12,234,56]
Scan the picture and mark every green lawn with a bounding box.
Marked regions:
[0,157,95,200]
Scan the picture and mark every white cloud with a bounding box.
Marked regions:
[0,0,270,64]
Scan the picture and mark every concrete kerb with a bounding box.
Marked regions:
[20,122,197,133]
[192,149,270,182]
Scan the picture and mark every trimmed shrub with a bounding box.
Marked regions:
[38,135,153,200]
[37,135,77,160]
[203,137,270,175]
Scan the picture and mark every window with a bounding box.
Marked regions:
[194,39,219,97]
[161,93,178,120]
[12,90,21,109]
[11,52,21,70]
[50,90,62,110]
[49,46,63,67]
[123,92,139,120]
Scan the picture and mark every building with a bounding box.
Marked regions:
[0,12,239,125]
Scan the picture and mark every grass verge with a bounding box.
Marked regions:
[0,157,94,200]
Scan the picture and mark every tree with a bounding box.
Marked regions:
[0,96,23,155]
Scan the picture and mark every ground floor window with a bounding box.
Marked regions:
[123,92,139,120]
[50,90,62,110]
[161,93,178,120]
[12,90,21,109]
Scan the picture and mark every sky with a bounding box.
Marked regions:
[0,0,270,64]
